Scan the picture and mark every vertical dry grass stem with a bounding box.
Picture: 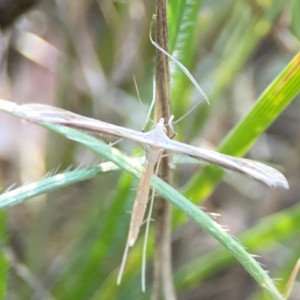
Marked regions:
[153,0,176,299]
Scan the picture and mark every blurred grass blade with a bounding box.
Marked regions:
[54,173,136,300]
[283,258,300,298]
[174,202,300,290]
[168,0,203,110]
[191,1,285,133]
[0,163,118,209]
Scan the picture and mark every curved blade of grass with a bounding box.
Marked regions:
[0,162,119,209]
[168,1,285,130]
[168,0,186,51]
[168,0,203,110]
[183,52,300,206]
[191,1,285,133]
[0,100,285,299]
[174,202,300,290]
[53,173,136,300]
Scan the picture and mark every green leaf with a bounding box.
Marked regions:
[184,52,300,205]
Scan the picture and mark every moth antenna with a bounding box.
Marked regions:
[133,75,156,132]
[133,76,153,131]
[142,76,156,132]
[171,99,208,125]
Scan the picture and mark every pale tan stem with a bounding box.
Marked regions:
[128,146,163,247]
[153,0,176,298]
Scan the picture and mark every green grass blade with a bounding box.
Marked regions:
[184,52,300,204]
[190,1,285,133]
[174,202,300,290]
[0,164,119,209]
[168,0,203,111]
[53,173,136,300]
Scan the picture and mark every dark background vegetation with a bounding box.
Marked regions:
[0,0,299,299]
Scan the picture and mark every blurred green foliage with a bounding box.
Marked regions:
[0,0,300,299]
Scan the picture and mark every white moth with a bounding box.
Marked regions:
[14,103,289,287]
[15,104,289,191]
